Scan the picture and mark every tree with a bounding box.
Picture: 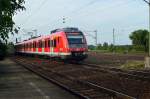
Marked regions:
[0,0,25,42]
[103,42,109,50]
[88,45,95,50]
[0,0,25,60]
[0,40,7,60]
[129,29,148,52]
[97,43,102,50]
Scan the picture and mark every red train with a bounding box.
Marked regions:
[15,28,88,61]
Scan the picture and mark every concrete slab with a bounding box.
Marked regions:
[0,59,80,99]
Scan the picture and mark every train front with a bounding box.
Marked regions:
[65,28,88,61]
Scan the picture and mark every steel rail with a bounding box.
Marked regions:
[13,57,136,99]
[81,63,150,81]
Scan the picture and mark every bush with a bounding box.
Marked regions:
[0,42,7,60]
[132,45,145,51]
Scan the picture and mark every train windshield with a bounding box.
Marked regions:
[67,35,84,44]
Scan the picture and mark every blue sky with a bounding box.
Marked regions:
[12,0,149,45]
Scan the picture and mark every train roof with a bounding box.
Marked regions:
[51,27,82,34]
[15,34,51,45]
[15,27,82,45]
[15,31,64,45]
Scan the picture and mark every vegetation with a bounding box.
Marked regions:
[88,29,149,54]
[0,41,7,60]
[129,29,148,52]
[88,43,133,54]
[121,61,145,70]
[0,0,25,60]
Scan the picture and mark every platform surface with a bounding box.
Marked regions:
[0,58,79,99]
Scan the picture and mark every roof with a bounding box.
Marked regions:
[51,27,81,34]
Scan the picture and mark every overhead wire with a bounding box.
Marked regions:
[22,0,138,34]
[69,0,137,20]
[36,0,100,29]
[21,0,48,27]
[37,0,137,29]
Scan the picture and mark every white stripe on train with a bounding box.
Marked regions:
[16,51,71,56]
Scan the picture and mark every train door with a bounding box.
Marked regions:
[47,39,50,53]
[36,41,38,53]
[42,40,44,54]
[50,39,54,56]
[53,38,57,55]
[38,40,42,53]
[59,37,63,54]
[33,41,36,52]
[44,39,48,52]
[23,44,25,52]
[57,37,61,57]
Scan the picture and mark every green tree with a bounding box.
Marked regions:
[129,29,148,52]
[0,0,25,59]
[97,43,102,50]
[0,0,25,41]
[103,42,108,50]
[88,45,95,50]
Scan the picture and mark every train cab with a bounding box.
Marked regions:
[51,28,88,60]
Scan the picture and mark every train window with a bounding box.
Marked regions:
[50,40,53,47]
[58,37,59,44]
[28,43,29,48]
[42,41,45,48]
[45,40,47,48]
[38,42,40,48]
[33,42,34,48]
[54,39,56,47]
[39,41,42,48]
[67,35,84,44]
[26,44,28,48]
[31,43,33,48]
[48,40,50,47]
[30,43,32,48]
[34,42,36,48]
[38,41,40,48]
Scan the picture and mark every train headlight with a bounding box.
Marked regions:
[83,52,87,55]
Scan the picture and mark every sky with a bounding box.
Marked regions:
[11,0,149,45]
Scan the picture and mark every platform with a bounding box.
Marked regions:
[0,59,79,99]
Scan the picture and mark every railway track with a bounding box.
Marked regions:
[80,63,150,81]
[13,56,139,99]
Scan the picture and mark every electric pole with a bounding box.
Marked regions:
[148,0,150,57]
[63,17,66,24]
[113,28,115,53]
[143,0,150,56]
[143,0,150,67]
[33,29,37,37]
[94,30,98,46]
[84,30,98,46]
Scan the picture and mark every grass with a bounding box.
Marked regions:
[121,60,145,70]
